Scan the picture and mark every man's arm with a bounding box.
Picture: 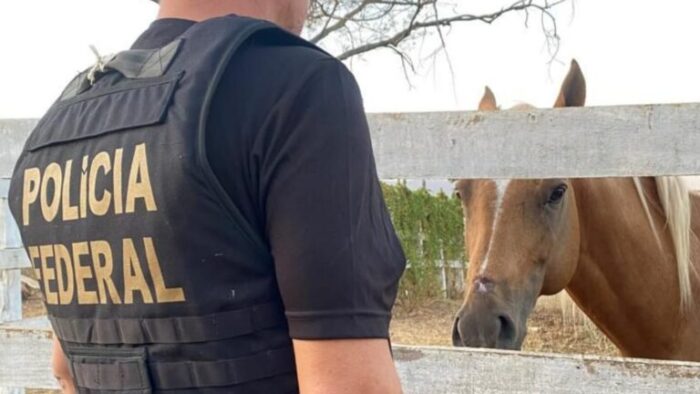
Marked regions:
[293,339,402,394]
[52,336,75,394]
[261,58,406,393]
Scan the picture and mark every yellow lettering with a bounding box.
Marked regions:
[80,156,88,219]
[22,168,41,226]
[28,246,41,287]
[144,238,185,303]
[61,160,79,221]
[90,241,121,304]
[88,152,112,216]
[40,163,62,223]
[125,144,157,213]
[39,245,58,305]
[53,244,75,305]
[72,242,98,305]
[113,148,124,215]
[122,238,154,304]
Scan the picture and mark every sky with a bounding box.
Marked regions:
[2,0,700,118]
[1,0,700,187]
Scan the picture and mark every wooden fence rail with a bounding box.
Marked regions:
[394,346,700,393]
[3,103,700,392]
[0,178,22,325]
[370,103,700,179]
[5,104,700,180]
[3,318,700,393]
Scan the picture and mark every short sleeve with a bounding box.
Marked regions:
[260,59,406,340]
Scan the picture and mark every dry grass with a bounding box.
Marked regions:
[390,294,618,357]
[23,293,46,318]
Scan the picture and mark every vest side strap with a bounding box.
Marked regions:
[70,346,295,390]
[51,302,285,345]
[152,346,296,389]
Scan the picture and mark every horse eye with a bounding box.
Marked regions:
[547,184,568,205]
[454,190,462,199]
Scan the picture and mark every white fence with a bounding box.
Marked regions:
[2,105,700,392]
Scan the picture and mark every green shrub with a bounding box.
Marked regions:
[381,181,466,309]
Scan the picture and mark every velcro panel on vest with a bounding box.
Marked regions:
[27,73,181,152]
[70,346,295,390]
[69,346,151,392]
[152,347,296,389]
[58,39,182,102]
[105,38,182,79]
[51,302,285,344]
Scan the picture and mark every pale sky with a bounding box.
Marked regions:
[2,0,700,187]
[2,0,700,119]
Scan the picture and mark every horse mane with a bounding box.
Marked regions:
[633,177,694,311]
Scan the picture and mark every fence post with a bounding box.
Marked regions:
[0,180,25,394]
[439,247,448,298]
[0,178,22,324]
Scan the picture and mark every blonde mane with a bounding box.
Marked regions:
[633,177,694,311]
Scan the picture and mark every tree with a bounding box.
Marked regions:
[306,0,570,65]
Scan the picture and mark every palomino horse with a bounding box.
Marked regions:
[451,60,700,361]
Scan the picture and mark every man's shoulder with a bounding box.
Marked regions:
[226,33,354,99]
[245,32,340,72]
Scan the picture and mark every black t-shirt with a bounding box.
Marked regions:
[131,18,406,339]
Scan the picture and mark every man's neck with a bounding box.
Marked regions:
[157,0,274,23]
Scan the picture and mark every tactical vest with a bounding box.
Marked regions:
[9,15,320,393]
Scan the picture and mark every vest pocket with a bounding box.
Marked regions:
[66,345,152,393]
[26,72,183,152]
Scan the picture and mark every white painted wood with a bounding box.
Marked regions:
[0,179,9,200]
[368,103,700,179]
[0,270,22,323]
[0,182,22,250]
[2,320,700,393]
[0,120,34,178]
[0,178,24,324]
[0,389,25,394]
[0,320,55,390]
[4,103,700,180]
[393,345,700,393]
[0,249,30,271]
[0,207,22,251]
[2,315,50,331]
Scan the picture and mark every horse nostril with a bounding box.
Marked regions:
[497,314,516,345]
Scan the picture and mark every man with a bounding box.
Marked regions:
[9,0,406,392]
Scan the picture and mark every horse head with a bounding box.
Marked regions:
[452,60,586,350]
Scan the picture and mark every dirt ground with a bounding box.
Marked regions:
[23,292,46,318]
[25,291,617,357]
[390,296,618,357]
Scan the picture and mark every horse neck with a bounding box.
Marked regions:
[566,177,700,360]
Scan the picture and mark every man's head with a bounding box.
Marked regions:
[156,0,311,35]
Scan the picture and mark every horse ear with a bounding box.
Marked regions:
[554,59,586,108]
[478,86,498,111]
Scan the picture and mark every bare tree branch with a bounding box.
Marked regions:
[305,0,571,63]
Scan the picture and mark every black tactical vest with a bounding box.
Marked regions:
[9,15,320,393]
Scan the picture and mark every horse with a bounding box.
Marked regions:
[451,60,700,361]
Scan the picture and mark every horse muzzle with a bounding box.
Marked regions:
[452,294,525,350]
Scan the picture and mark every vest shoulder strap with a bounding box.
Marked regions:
[194,16,329,259]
